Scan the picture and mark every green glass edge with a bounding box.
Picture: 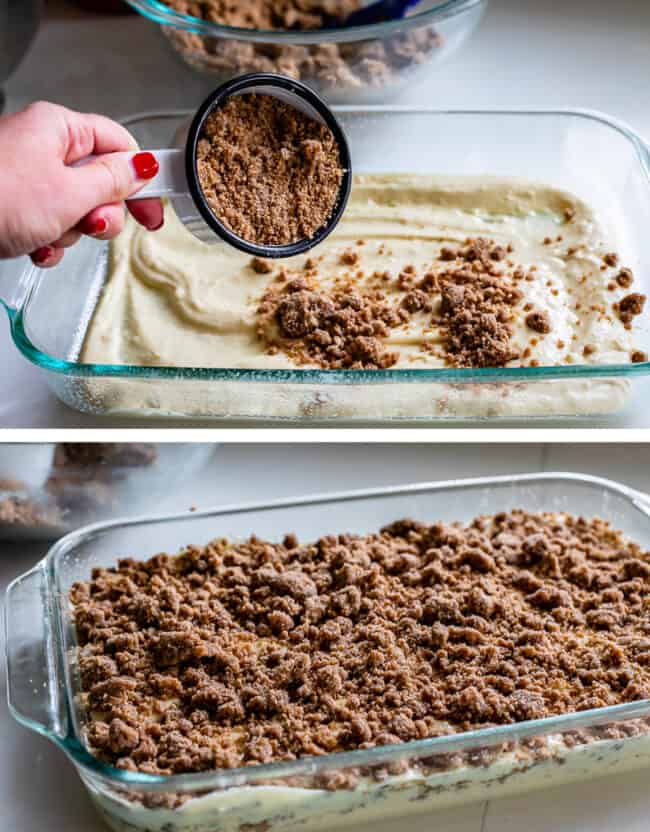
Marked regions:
[8,306,650,383]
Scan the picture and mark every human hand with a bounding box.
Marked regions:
[0,101,165,267]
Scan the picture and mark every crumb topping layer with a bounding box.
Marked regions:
[71,510,650,777]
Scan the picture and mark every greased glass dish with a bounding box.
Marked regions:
[125,0,487,104]
[0,443,215,541]
[5,473,650,832]
[1,108,650,424]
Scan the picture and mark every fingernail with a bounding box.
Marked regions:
[148,217,164,231]
[88,217,108,236]
[32,245,54,264]
[132,151,159,180]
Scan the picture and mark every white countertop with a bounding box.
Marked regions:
[1,0,650,427]
[2,442,650,831]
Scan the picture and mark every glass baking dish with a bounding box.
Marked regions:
[5,472,650,832]
[125,0,487,105]
[1,107,650,424]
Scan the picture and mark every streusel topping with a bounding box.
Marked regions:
[72,510,650,777]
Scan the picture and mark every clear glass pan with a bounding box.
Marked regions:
[5,472,650,832]
[1,108,650,423]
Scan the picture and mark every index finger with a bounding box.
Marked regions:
[63,109,139,165]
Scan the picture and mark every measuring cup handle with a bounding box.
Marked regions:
[130,149,188,199]
[5,562,65,740]
[72,149,188,199]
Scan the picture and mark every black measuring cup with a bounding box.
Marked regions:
[128,73,352,258]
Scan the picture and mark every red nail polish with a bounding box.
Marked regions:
[88,217,108,235]
[132,151,159,180]
[148,217,164,231]
[32,245,54,263]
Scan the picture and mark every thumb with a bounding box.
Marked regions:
[67,151,160,217]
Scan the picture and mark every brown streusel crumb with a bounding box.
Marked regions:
[0,495,62,529]
[434,238,522,368]
[616,293,646,327]
[256,237,528,370]
[256,276,404,369]
[164,1,442,96]
[525,310,552,335]
[340,249,360,266]
[71,510,650,778]
[250,257,274,275]
[196,94,344,246]
[616,268,634,289]
[167,0,361,31]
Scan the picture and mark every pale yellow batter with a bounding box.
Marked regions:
[81,175,640,371]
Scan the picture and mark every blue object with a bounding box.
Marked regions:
[342,0,421,27]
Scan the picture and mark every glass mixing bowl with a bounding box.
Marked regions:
[0,443,216,541]
[124,0,487,103]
